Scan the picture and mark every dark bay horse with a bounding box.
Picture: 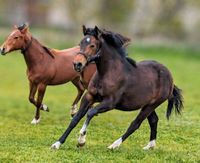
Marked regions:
[51,26,183,150]
[0,24,96,124]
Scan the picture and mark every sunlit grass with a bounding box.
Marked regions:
[0,44,199,162]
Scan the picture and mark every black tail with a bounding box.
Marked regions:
[166,85,184,120]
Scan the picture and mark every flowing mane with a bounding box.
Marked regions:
[42,46,55,58]
[100,29,137,67]
[82,25,136,67]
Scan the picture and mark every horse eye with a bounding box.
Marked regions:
[14,36,18,39]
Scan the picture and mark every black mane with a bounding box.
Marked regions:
[84,27,130,57]
[100,30,137,67]
[101,29,130,58]
[42,46,55,58]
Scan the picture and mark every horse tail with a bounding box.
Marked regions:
[166,85,183,120]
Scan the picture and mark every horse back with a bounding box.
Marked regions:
[50,46,80,56]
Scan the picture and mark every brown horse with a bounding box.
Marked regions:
[0,24,96,124]
[51,26,183,150]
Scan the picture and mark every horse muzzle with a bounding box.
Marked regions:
[73,62,84,72]
[0,47,6,55]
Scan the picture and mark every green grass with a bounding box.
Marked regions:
[0,44,200,162]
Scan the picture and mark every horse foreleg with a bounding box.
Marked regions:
[71,79,85,117]
[108,103,161,150]
[143,111,158,150]
[51,92,93,150]
[29,82,37,106]
[77,98,114,147]
[31,84,47,124]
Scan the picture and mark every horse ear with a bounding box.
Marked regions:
[82,25,87,35]
[94,26,102,38]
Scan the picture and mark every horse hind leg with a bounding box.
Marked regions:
[71,79,85,117]
[108,103,161,150]
[143,111,158,150]
[31,84,47,124]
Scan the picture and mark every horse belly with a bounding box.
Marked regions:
[115,81,158,111]
[49,56,79,85]
[115,96,147,111]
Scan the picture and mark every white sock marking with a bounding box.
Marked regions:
[80,123,87,135]
[51,141,61,149]
[31,118,40,124]
[42,104,48,111]
[143,140,156,150]
[108,137,122,149]
[78,134,86,145]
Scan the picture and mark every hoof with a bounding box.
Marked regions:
[31,118,40,124]
[143,140,156,150]
[77,134,86,147]
[108,137,122,150]
[51,141,61,150]
[77,142,86,148]
[41,104,49,112]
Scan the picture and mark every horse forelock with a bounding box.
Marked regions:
[84,28,98,38]
[17,23,27,31]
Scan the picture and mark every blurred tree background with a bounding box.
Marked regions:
[0,0,199,45]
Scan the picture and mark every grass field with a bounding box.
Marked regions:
[0,40,200,162]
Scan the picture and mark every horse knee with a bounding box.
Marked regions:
[85,93,94,101]
[29,97,35,104]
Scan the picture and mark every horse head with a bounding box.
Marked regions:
[73,25,132,72]
[73,25,102,72]
[0,23,31,55]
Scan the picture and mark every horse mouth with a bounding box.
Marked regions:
[0,48,7,56]
[1,52,7,56]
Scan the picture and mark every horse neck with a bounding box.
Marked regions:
[22,38,48,70]
[95,43,122,76]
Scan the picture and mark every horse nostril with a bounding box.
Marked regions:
[77,62,82,68]
[0,47,5,55]
[73,62,83,72]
